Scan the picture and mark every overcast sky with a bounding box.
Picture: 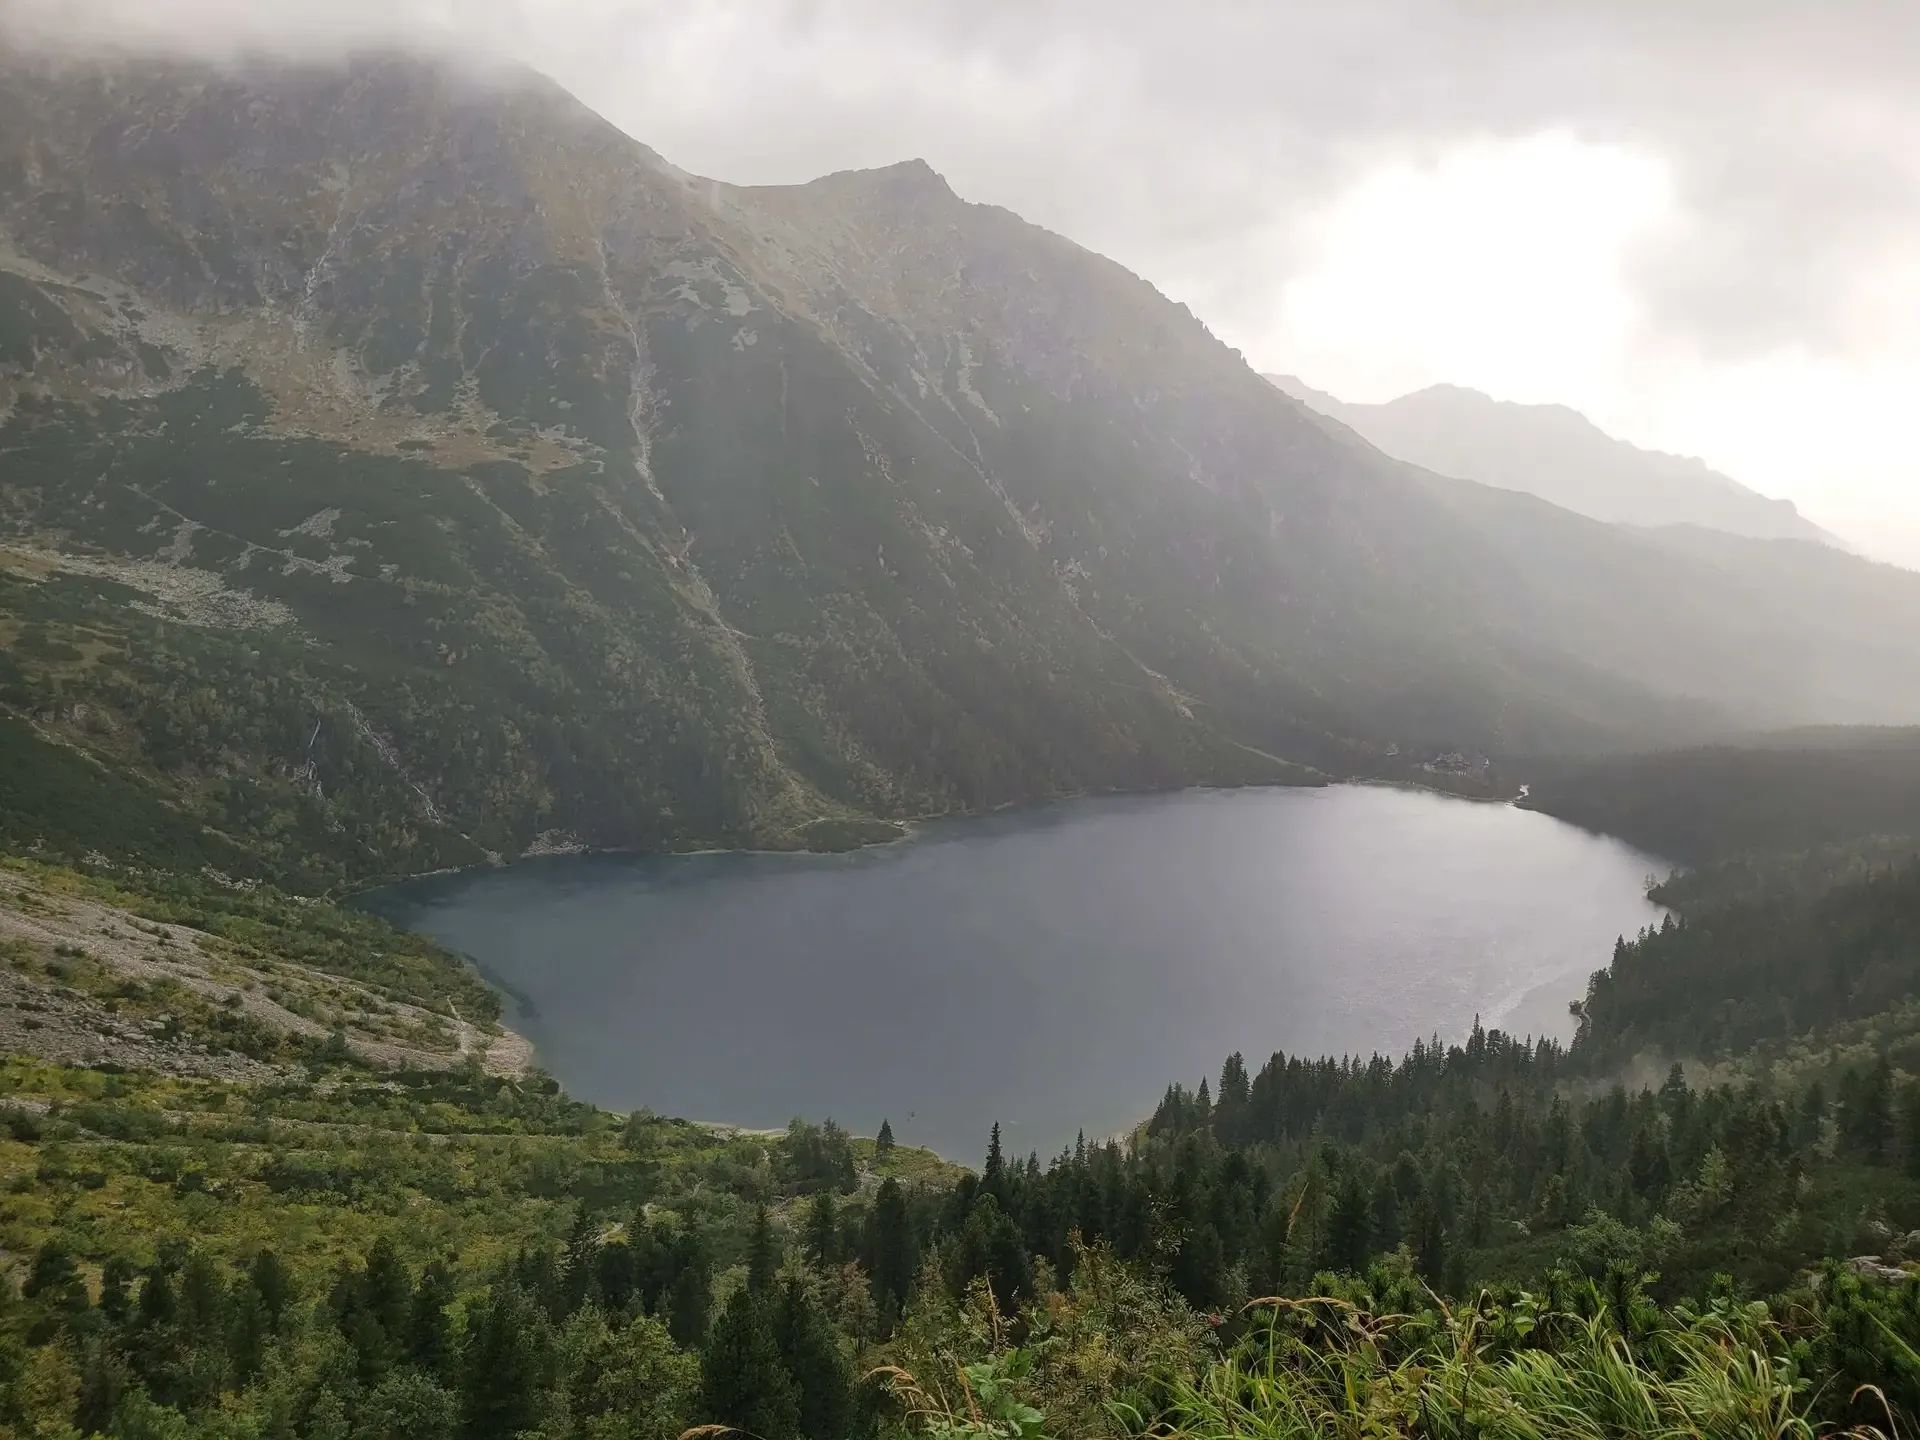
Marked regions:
[7,0,1919,564]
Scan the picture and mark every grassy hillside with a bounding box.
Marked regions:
[0,1055,962,1440]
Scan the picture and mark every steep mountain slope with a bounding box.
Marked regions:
[1267,375,1840,547]
[4,49,1920,883]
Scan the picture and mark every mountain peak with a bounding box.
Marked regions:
[880,157,949,185]
[1404,383,1490,402]
[1269,375,1837,547]
[1399,384,1583,420]
[799,157,956,202]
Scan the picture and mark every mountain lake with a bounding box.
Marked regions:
[364,784,1668,1162]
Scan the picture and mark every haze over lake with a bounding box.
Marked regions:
[368,786,1666,1162]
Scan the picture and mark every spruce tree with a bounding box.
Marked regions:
[73,1339,129,1438]
[593,1238,639,1316]
[334,1242,405,1387]
[1798,1079,1829,1151]
[1215,1053,1250,1143]
[1903,1081,1920,1179]
[947,1193,1031,1312]
[360,1236,412,1356]
[513,1244,567,1323]
[408,1260,457,1380]
[747,1205,780,1296]
[822,1119,859,1193]
[875,1118,895,1157]
[773,1277,853,1440]
[177,1252,230,1400]
[1369,1170,1401,1250]
[1414,1197,1451,1283]
[982,1123,1007,1202]
[98,1256,136,1328]
[1863,1058,1896,1163]
[346,1304,393,1387]
[247,1251,293,1335]
[1627,1122,1672,1203]
[229,1284,269,1385]
[1838,1061,1894,1162]
[1324,1172,1372,1275]
[668,1263,711,1348]
[129,1255,181,1400]
[664,1226,712,1344]
[701,1288,800,1440]
[629,1219,674,1315]
[866,1179,914,1334]
[459,1283,553,1440]
[563,1206,600,1314]
[804,1191,839,1269]
[24,1242,87,1320]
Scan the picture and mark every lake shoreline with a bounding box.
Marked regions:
[346,767,1536,904]
[343,777,1309,900]
[363,784,1661,1162]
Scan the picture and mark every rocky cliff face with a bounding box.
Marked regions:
[4,48,1920,883]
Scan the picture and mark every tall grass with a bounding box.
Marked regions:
[1149,1292,1855,1440]
[882,1264,1904,1439]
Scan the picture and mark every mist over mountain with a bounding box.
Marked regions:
[5,46,1920,875]
[1267,373,1843,549]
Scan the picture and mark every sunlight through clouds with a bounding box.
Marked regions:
[1622,353,1920,567]
[1273,134,1672,406]
[1266,133,1920,568]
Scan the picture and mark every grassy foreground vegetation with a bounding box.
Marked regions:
[4,842,1920,1437]
[8,1057,1917,1440]
[0,1045,964,1440]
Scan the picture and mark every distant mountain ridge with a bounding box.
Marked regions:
[1266,374,1841,548]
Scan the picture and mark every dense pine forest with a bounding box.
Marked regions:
[1522,729,1920,866]
[5,817,1920,1437]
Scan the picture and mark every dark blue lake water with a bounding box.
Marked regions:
[366,785,1666,1163]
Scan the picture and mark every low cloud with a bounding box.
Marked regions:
[4,0,1914,367]
[3,0,1918,558]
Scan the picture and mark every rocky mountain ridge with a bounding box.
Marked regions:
[1267,374,1841,548]
[4,47,1920,885]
